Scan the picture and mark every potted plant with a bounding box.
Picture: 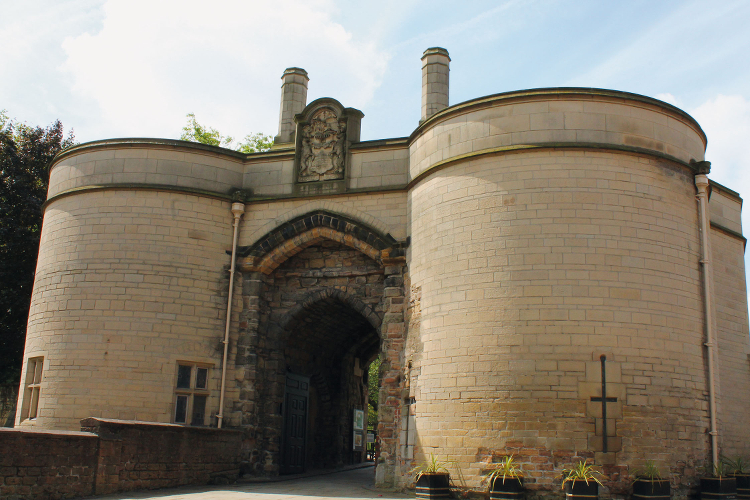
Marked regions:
[632,460,670,500]
[700,461,737,500]
[559,460,605,500]
[411,454,452,499]
[483,455,524,500]
[723,456,749,500]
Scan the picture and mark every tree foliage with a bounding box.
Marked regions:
[0,111,75,386]
[180,113,273,153]
[367,356,381,428]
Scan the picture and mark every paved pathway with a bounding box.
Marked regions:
[90,466,413,500]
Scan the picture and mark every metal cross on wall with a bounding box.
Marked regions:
[590,354,618,453]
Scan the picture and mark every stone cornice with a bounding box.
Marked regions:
[49,138,295,172]
[709,178,743,206]
[42,182,409,211]
[711,221,747,249]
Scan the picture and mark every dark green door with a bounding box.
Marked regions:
[281,373,309,474]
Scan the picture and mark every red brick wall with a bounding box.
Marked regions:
[0,427,98,499]
[1,418,242,500]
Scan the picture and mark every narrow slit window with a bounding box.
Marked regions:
[21,357,43,421]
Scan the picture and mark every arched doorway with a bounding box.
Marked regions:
[280,292,380,473]
[234,213,407,482]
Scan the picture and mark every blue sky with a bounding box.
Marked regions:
[2,0,750,290]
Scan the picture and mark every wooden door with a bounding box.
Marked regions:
[281,373,309,474]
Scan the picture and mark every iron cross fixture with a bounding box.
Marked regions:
[590,354,618,453]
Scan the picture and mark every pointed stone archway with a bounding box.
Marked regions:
[233,211,407,484]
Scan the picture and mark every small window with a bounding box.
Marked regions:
[176,365,192,389]
[174,363,210,426]
[21,357,43,421]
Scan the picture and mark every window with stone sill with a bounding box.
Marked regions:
[173,363,210,426]
[20,357,43,421]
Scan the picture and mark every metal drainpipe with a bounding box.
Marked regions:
[217,201,245,429]
[695,174,719,466]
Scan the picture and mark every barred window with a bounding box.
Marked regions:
[174,363,210,426]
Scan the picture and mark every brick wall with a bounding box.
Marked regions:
[0,418,241,500]
[0,427,97,499]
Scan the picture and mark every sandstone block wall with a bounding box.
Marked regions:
[710,227,750,456]
[47,143,244,199]
[349,142,409,190]
[407,150,709,490]
[17,189,238,430]
[238,193,408,247]
[409,92,706,182]
[401,90,727,493]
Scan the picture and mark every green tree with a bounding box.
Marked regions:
[180,113,273,153]
[0,111,75,391]
[367,356,381,428]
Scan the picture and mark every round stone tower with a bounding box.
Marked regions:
[405,86,716,492]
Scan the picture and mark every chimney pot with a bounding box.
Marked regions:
[421,47,450,122]
[275,67,309,144]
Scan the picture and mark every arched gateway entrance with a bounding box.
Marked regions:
[234,212,408,484]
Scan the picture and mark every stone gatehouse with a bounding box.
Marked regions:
[14,47,750,495]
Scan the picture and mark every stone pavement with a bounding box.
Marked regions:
[89,466,413,500]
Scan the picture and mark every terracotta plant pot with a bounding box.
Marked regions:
[490,476,524,500]
[416,472,451,499]
[700,477,737,500]
[564,480,599,500]
[633,479,671,500]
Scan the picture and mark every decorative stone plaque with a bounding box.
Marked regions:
[299,109,347,182]
[294,98,363,185]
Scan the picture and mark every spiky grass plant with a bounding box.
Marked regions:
[559,461,605,490]
[482,455,524,488]
[410,454,452,481]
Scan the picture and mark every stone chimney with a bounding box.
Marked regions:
[275,67,309,144]
[421,47,450,122]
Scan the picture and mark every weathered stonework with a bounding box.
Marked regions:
[293,98,364,187]
[14,47,750,497]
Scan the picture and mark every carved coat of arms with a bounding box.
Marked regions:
[298,108,347,182]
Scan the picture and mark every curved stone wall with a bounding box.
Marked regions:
[406,92,710,490]
[16,189,237,430]
[47,140,246,199]
[409,89,706,182]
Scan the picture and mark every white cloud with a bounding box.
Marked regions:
[60,0,390,142]
[692,95,750,192]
